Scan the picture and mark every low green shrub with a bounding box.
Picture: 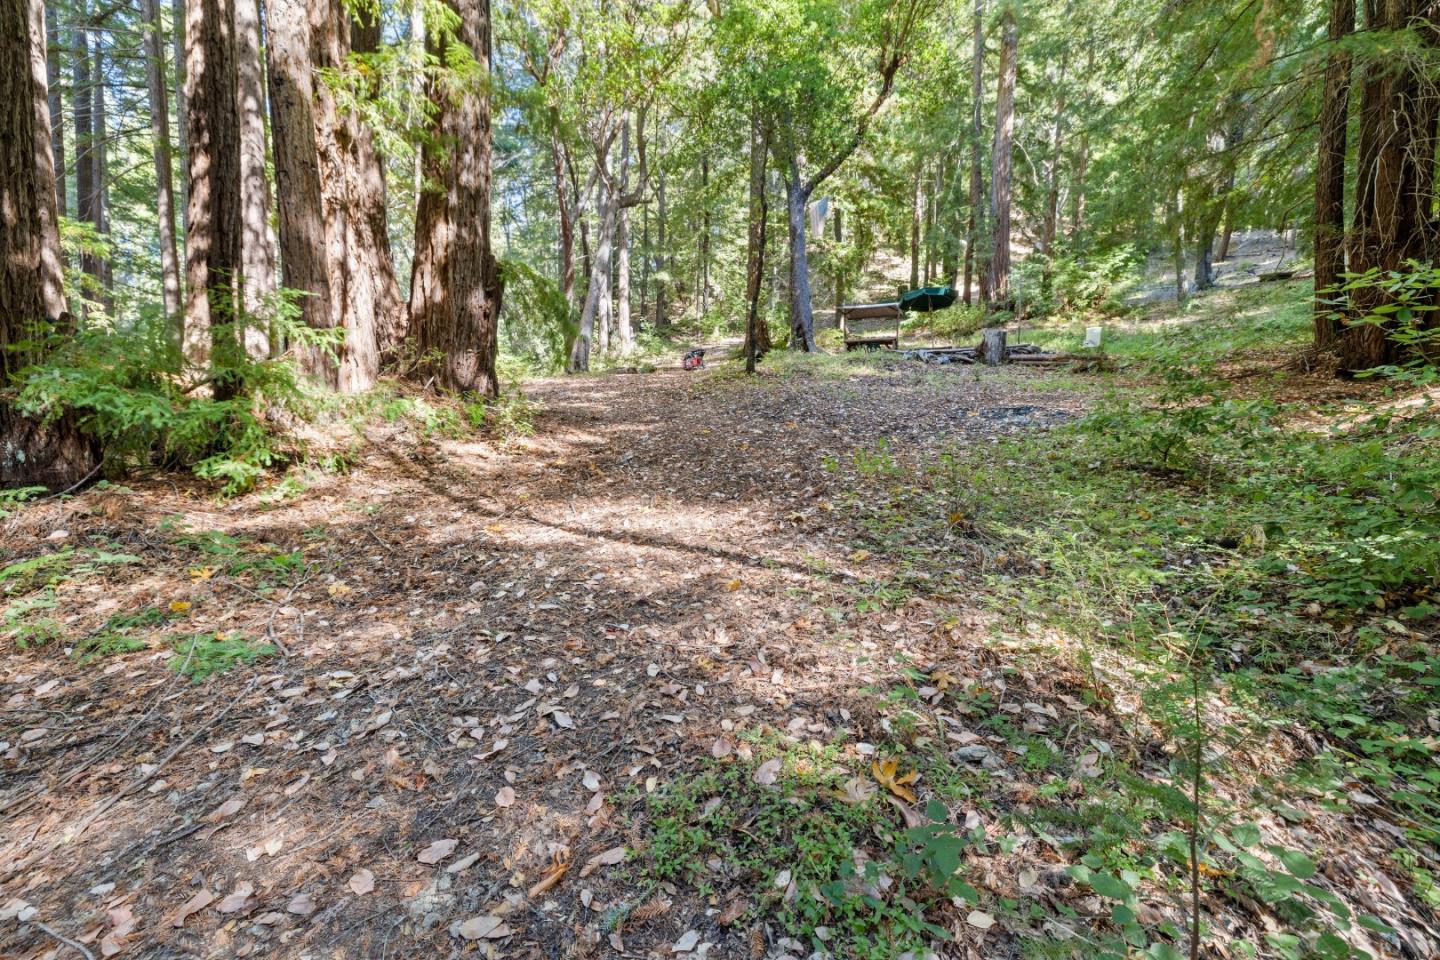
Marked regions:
[10,291,340,494]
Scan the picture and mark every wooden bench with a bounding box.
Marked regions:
[839,301,902,351]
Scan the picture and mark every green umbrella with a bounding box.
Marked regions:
[899,285,958,313]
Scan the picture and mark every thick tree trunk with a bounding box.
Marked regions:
[408,0,502,396]
[963,0,985,305]
[338,6,406,366]
[184,0,244,397]
[142,0,183,329]
[615,114,633,352]
[266,0,331,369]
[3,0,97,489]
[28,0,64,323]
[1313,0,1355,348]
[785,170,817,351]
[987,9,1018,309]
[744,114,770,374]
[235,0,274,356]
[267,0,404,392]
[1339,0,1438,372]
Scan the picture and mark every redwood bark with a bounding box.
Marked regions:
[267,0,405,392]
[236,0,275,355]
[45,8,64,220]
[409,0,502,396]
[183,0,244,395]
[142,0,184,328]
[2,0,96,489]
[1313,0,1355,348]
[1340,0,1438,371]
[987,9,1018,309]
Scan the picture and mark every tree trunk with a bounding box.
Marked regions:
[266,0,331,370]
[654,117,668,329]
[46,9,64,220]
[1312,0,1355,348]
[963,0,985,305]
[345,6,407,365]
[1339,0,1437,372]
[1216,201,1235,261]
[407,0,501,395]
[72,13,101,310]
[235,0,274,356]
[1193,204,1222,291]
[700,155,711,318]
[1070,128,1089,250]
[615,114,633,352]
[142,0,183,329]
[571,190,613,372]
[268,0,404,392]
[909,167,921,289]
[184,0,244,397]
[784,169,817,351]
[833,205,844,327]
[3,0,97,489]
[744,114,770,374]
[173,0,188,239]
[91,28,112,311]
[987,9,1018,309]
[550,111,575,308]
[1041,35,1070,264]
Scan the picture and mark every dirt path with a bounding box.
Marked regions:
[0,363,1091,958]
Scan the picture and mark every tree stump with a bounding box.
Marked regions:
[982,328,1007,365]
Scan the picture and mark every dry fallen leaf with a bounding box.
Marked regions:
[457,915,513,940]
[526,850,571,898]
[171,888,214,928]
[216,881,256,914]
[871,758,919,804]
[967,910,995,930]
[717,898,748,925]
[349,869,375,895]
[753,758,782,786]
[578,845,626,877]
[418,838,458,865]
[494,786,516,808]
[287,892,316,916]
[672,929,702,953]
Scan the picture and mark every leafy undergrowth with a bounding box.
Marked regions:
[820,358,1440,956]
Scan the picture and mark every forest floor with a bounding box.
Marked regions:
[2,334,1437,959]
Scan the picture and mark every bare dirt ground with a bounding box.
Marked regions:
[1,361,1433,959]
[0,363,1084,958]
